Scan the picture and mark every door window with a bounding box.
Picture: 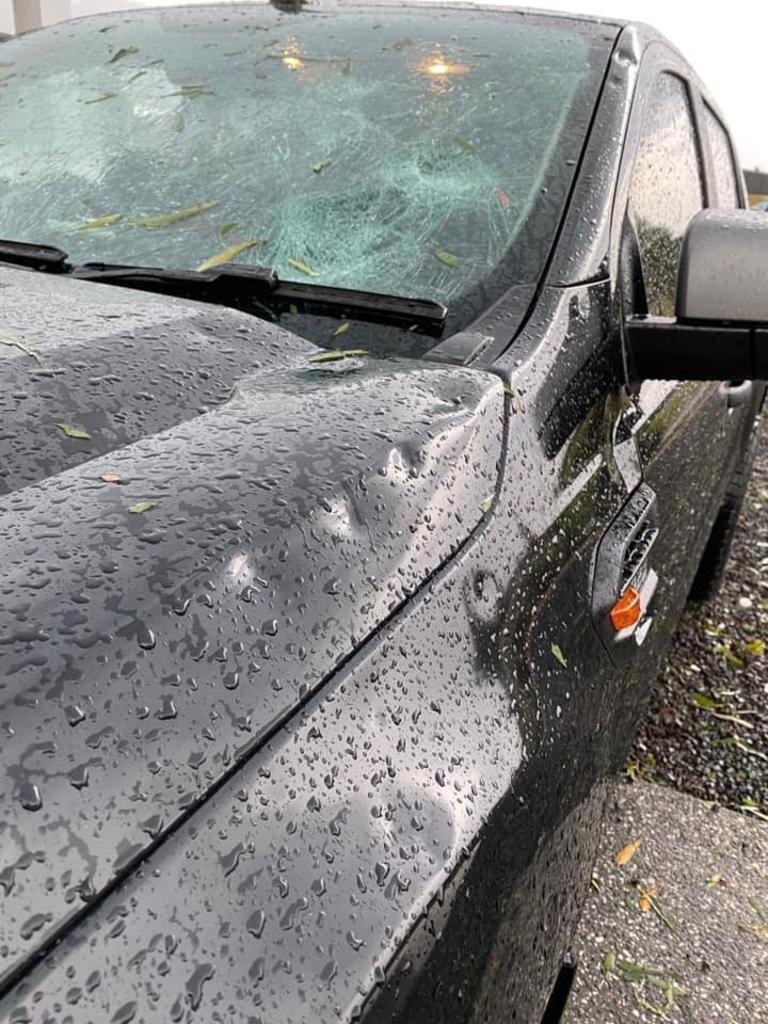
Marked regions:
[628,74,705,317]
[704,104,741,208]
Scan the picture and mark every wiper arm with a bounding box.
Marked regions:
[71,262,448,336]
[0,239,70,272]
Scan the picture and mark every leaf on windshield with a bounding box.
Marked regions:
[0,329,45,366]
[312,157,333,173]
[309,349,367,363]
[128,500,154,514]
[108,46,140,64]
[129,201,220,230]
[164,84,213,98]
[56,422,91,440]
[435,248,459,268]
[84,92,118,104]
[196,239,267,272]
[219,222,239,239]
[287,257,318,277]
[78,213,123,231]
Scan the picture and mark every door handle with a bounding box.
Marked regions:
[720,380,753,409]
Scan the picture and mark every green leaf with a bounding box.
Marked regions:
[196,239,267,272]
[128,500,154,514]
[743,638,765,657]
[287,257,318,277]
[748,895,768,926]
[480,497,493,514]
[435,248,459,268]
[551,643,567,668]
[691,691,718,709]
[84,92,117,104]
[602,951,615,977]
[0,329,45,366]
[219,222,239,239]
[334,322,350,337]
[453,135,476,154]
[56,422,90,440]
[312,157,333,173]
[129,201,220,230]
[309,349,367,363]
[108,45,139,64]
[78,213,123,230]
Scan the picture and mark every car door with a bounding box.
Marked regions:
[614,58,746,671]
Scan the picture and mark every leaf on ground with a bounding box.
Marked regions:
[550,643,567,668]
[196,239,267,271]
[435,248,459,268]
[128,500,154,514]
[219,222,239,239]
[309,349,367,363]
[0,330,45,366]
[748,895,768,926]
[164,83,212,97]
[616,959,686,1016]
[78,213,122,230]
[602,951,615,977]
[108,45,139,64]
[100,473,122,483]
[705,873,724,888]
[334,322,350,337]
[743,638,765,657]
[637,885,656,913]
[590,870,601,893]
[129,201,220,230]
[84,92,117,104]
[691,691,719,709]
[312,157,333,173]
[287,257,317,277]
[614,838,641,867]
[56,422,91,440]
[480,497,493,514]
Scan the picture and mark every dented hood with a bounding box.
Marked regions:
[0,267,504,985]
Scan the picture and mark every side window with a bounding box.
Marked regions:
[628,74,704,317]
[703,104,741,208]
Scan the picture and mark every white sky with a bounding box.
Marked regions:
[3,0,765,169]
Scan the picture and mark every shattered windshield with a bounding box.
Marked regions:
[0,3,613,334]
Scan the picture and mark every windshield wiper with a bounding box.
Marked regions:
[0,239,70,272]
[70,262,448,336]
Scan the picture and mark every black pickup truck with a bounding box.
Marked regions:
[0,4,765,1023]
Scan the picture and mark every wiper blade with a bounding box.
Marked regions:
[0,239,70,272]
[71,262,448,336]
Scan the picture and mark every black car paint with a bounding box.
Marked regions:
[0,9,761,1024]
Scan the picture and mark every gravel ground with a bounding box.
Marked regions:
[628,415,768,819]
[566,782,768,1024]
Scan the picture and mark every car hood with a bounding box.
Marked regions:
[0,267,504,986]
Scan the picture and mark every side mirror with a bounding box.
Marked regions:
[625,210,768,381]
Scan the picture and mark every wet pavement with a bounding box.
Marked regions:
[567,780,768,1024]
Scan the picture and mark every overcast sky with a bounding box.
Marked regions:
[12,0,766,170]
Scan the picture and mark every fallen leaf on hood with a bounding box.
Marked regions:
[0,330,44,366]
[550,643,567,668]
[287,257,318,277]
[614,838,641,867]
[56,422,91,440]
[309,349,367,363]
[196,239,267,272]
[78,213,122,230]
[130,201,220,230]
[128,500,154,514]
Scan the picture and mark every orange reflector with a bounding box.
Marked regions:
[609,586,641,632]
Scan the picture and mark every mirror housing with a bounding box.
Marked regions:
[625,210,768,381]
